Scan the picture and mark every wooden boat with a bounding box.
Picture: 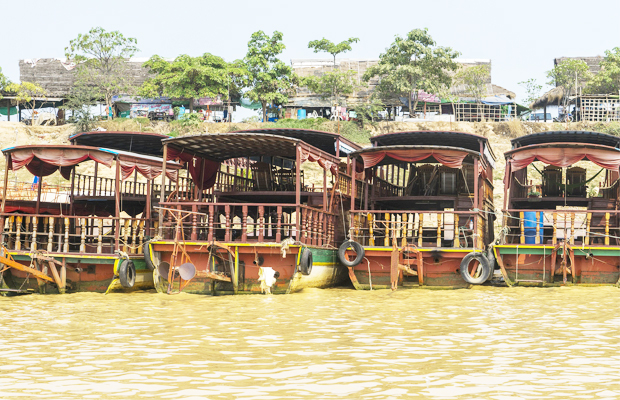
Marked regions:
[0,132,182,294]
[494,130,620,286]
[147,128,362,294]
[341,131,497,289]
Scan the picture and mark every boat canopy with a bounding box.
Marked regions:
[350,145,479,170]
[230,128,362,156]
[163,133,341,190]
[511,130,620,149]
[506,143,620,171]
[69,131,169,156]
[2,145,181,181]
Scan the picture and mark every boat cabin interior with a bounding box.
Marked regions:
[347,131,496,250]
[503,131,620,246]
[159,130,362,247]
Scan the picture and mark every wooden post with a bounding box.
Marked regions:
[553,212,557,245]
[520,212,525,244]
[570,213,575,245]
[473,158,479,208]
[368,213,374,246]
[535,212,541,244]
[384,212,390,246]
[402,212,407,247]
[418,213,423,247]
[35,175,43,215]
[93,162,98,196]
[114,155,121,251]
[31,216,37,251]
[69,167,76,215]
[60,258,66,292]
[605,212,610,245]
[323,168,327,211]
[145,179,152,235]
[295,145,301,240]
[15,215,22,250]
[350,157,356,212]
[80,218,86,253]
[437,213,442,247]
[1,153,10,213]
[258,206,264,242]
[585,213,592,245]
[45,217,53,252]
[97,219,103,254]
[63,217,69,253]
[454,213,460,248]
[233,246,239,294]
[159,144,168,237]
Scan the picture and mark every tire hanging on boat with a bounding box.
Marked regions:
[338,240,365,267]
[459,252,492,285]
[299,248,313,275]
[119,258,136,288]
[143,241,156,271]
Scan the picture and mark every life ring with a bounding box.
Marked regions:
[119,258,136,288]
[299,248,313,275]
[338,240,365,267]
[459,252,492,284]
[143,242,155,271]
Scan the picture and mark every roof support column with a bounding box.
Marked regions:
[296,143,301,242]
[159,144,168,237]
[1,153,9,213]
[114,155,121,251]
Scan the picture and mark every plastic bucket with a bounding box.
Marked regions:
[523,211,543,243]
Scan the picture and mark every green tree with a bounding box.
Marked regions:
[586,47,620,94]
[518,78,543,108]
[363,28,460,114]
[546,59,591,110]
[306,37,361,108]
[62,82,99,132]
[308,37,359,67]
[244,31,298,122]
[0,67,10,100]
[141,53,229,113]
[455,64,490,103]
[65,27,139,118]
[6,81,47,121]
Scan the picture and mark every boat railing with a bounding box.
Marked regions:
[349,209,484,249]
[503,208,620,246]
[0,181,71,203]
[0,213,152,255]
[159,202,338,247]
[336,173,366,198]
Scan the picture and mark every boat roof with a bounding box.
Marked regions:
[351,145,480,165]
[162,133,338,163]
[505,142,620,158]
[229,128,361,156]
[371,130,492,154]
[1,144,181,167]
[69,131,169,156]
[511,130,620,149]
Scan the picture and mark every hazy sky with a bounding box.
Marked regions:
[2,0,619,106]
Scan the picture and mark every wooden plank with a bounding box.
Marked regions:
[0,255,54,283]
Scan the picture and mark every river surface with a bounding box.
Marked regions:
[2,286,620,399]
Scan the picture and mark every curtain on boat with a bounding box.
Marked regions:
[358,149,469,170]
[8,148,115,179]
[299,148,338,175]
[167,148,220,190]
[510,147,620,171]
[119,160,178,182]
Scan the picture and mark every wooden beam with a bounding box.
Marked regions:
[159,144,168,237]
[0,254,54,283]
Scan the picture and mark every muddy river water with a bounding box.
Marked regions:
[2,286,620,399]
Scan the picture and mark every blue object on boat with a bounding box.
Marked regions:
[523,212,543,244]
[297,109,306,120]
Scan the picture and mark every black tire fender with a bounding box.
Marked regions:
[299,248,313,275]
[119,258,136,288]
[143,242,156,271]
[460,252,492,285]
[338,240,365,267]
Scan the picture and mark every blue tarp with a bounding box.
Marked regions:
[481,95,514,105]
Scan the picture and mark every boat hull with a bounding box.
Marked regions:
[494,245,620,286]
[148,241,346,295]
[0,252,153,294]
[347,247,491,289]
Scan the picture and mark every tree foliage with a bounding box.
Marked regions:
[141,53,230,112]
[586,47,620,94]
[0,67,9,100]
[308,37,359,66]
[65,27,139,117]
[518,78,543,108]
[5,81,47,117]
[546,59,591,108]
[363,28,460,113]
[304,70,360,106]
[62,82,99,133]
[244,31,298,122]
[455,64,490,102]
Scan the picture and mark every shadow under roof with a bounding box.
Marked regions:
[230,128,361,156]
[69,131,168,156]
[511,131,620,149]
[371,131,489,153]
